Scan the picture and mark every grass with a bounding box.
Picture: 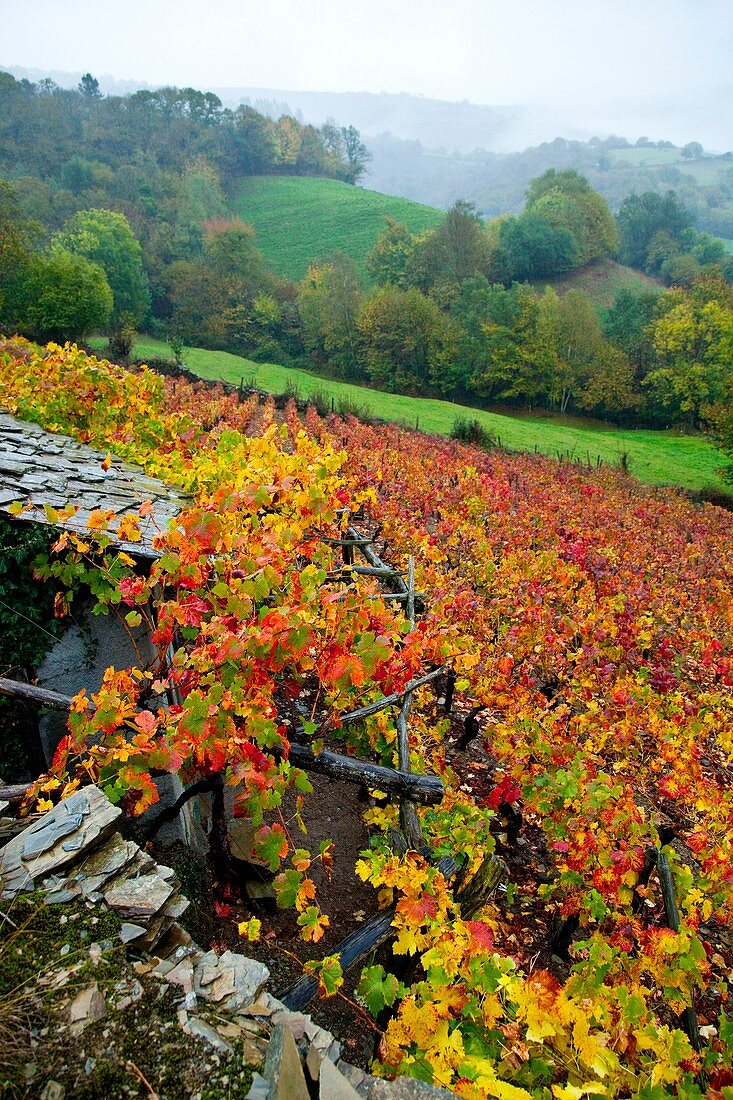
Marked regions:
[100,335,730,494]
[230,176,444,282]
[532,259,662,309]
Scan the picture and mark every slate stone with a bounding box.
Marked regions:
[194,949,269,1012]
[120,923,148,944]
[244,1071,269,1100]
[262,1024,310,1100]
[181,1015,233,1054]
[22,802,88,859]
[0,786,121,898]
[69,982,106,1031]
[39,1082,65,1100]
[365,1080,457,1099]
[103,873,174,920]
[0,412,189,555]
[74,833,141,896]
[319,1056,362,1100]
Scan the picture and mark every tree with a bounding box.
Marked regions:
[646,275,733,426]
[176,159,226,256]
[202,217,269,293]
[681,142,703,159]
[367,217,423,289]
[414,201,491,298]
[0,178,38,326]
[298,254,364,377]
[553,289,637,416]
[340,125,370,184]
[357,286,458,394]
[616,191,692,270]
[497,213,578,281]
[53,209,150,326]
[19,250,112,341]
[78,73,101,100]
[166,258,229,347]
[602,289,661,381]
[526,170,618,264]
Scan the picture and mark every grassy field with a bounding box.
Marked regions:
[230,176,444,282]
[532,259,661,309]
[104,335,729,494]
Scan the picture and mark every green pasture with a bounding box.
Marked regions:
[229,176,444,282]
[101,335,730,494]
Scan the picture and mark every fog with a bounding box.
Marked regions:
[2,0,731,150]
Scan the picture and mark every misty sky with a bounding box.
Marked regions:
[1,0,731,124]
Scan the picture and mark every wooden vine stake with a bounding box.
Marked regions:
[656,848,704,1058]
[397,556,423,849]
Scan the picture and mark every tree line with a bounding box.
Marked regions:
[366,130,733,240]
[0,71,731,434]
[0,69,368,340]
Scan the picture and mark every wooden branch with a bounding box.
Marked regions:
[321,537,374,548]
[0,782,33,803]
[0,677,95,713]
[397,556,422,847]
[279,853,458,1012]
[329,565,403,580]
[0,675,446,805]
[348,526,408,595]
[287,743,443,805]
[337,667,445,725]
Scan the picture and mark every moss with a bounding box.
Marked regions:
[1,893,262,1099]
[0,894,122,995]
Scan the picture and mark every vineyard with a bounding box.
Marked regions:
[1,337,733,1098]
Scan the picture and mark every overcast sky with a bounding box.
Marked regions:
[1,0,731,118]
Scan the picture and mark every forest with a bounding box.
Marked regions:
[1,71,732,434]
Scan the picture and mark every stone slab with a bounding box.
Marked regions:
[0,787,121,898]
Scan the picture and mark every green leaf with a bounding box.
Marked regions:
[305,954,343,998]
[274,868,302,909]
[293,770,313,794]
[254,823,288,872]
[357,964,400,1017]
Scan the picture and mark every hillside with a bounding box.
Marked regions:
[365,134,733,238]
[531,258,662,309]
[230,176,445,281]
[4,337,733,1097]
[113,336,729,494]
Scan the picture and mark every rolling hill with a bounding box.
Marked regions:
[229,176,444,282]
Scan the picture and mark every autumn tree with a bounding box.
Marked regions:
[357,285,458,394]
[617,191,692,270]
[646,275,733,426]
[553,289,638,416]
[411,201,493,304]
[496,213,578,281]
[526,169,619,264]
[367,217,423,289]
[0,178,38,327]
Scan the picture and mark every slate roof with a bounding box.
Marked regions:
[0,413,189,558]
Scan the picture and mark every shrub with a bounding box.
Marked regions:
[450,415,496,448]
